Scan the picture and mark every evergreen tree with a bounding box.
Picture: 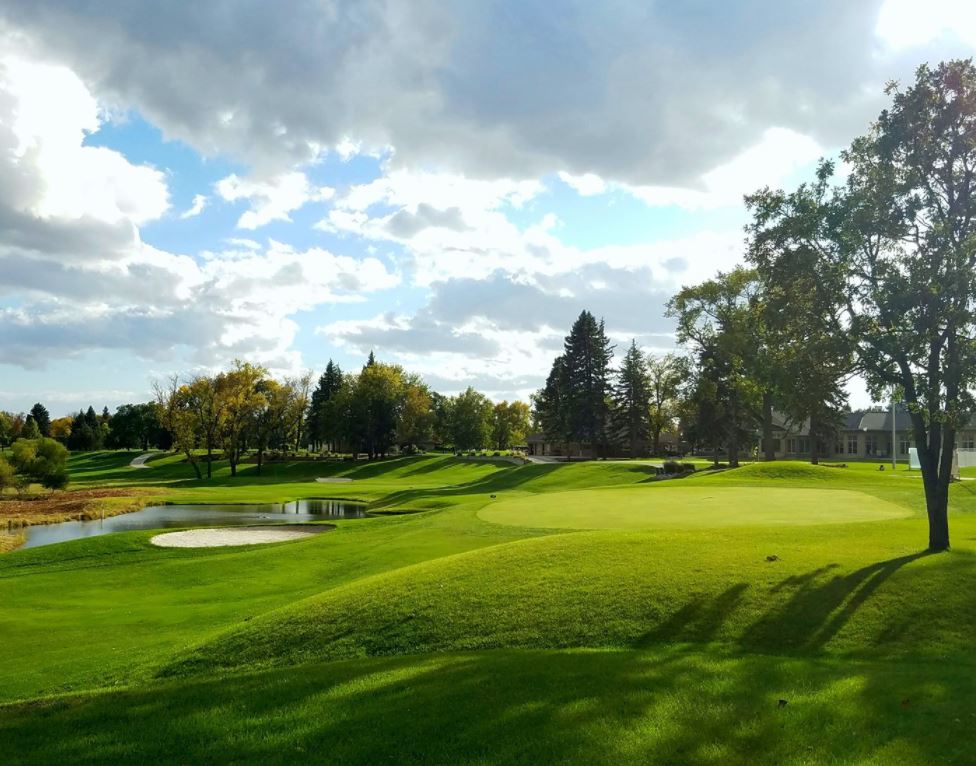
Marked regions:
[29,403,51,437]
[612,340,651,456]
[533,354,569,447]
[307,360,344,451]
[21,415,41,440]
[562,311,613,457]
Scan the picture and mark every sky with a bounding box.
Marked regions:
[0,0,974,416]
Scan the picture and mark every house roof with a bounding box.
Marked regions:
[777,405,970,436]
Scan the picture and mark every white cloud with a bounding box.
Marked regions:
[618,128,824,210]
[216,171,334,229]
[0,0,934,186]
[558,172,607,196]
[0,49,399,374]
[876,0,976,49]
[180,193,207,218]
[1,54,169,226]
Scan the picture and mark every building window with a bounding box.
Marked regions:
[865,435,878,456]
[847,435,858,454]
[899,438,911,455]
[771,439,781,452]
[961,436,975,450]
[786,438,797,454]
[835,439,844,455]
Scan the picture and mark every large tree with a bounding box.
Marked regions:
[185,375,227,478]
[667,268,766,467]
[220,361,268,476]
[647,353,689,456]
[308,360,344,451]
[29,403,51,438]
[612,340,652,456]
[747,198,853,464]
[491,400,531,450]
[397,377,434,451]
[562,310,614,457]
[747,60,976,550]
[450,387,493,451]
[154,377,203,480]
[533,354,569,448]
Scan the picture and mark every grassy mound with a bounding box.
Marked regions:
[4,648,967,766]
[163,519,976,679]
[702,461,856,483]
[478,486,910,529]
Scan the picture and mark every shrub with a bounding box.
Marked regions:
[681,463,697,473]
[0,457,14,493]
[41,470,70,492]
[662,460,681,475]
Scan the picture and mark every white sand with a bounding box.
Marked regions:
[129,453,155,469]
[150,526,323,548]
[316,477,354,483]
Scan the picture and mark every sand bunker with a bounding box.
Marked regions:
[150,526,330,548]
[316,477,354,483]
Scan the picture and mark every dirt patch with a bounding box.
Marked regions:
[150,525,331,548]
[316,477,354,483]
[0,488,161,528]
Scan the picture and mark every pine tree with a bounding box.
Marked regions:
[307,360,344,451]
[562,311,613,457]
[22,415,41,440]
[612,340,651,456]
[533,355,569,446]
[29,403,51,437]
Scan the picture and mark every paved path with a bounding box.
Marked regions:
[129,453,156,469]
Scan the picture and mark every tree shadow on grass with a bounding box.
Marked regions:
[4,648,972,765]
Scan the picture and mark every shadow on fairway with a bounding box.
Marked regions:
[2,648,969,765]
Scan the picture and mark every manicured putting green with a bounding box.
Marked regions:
[478,486,911,529]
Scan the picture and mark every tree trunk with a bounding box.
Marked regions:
[206,443,213,478]
[257,448,264,476]
[652,424,662,456]
[186,450,202,480]
[809,414,820,465]
[915,417,952,551]
[762,392,775,461]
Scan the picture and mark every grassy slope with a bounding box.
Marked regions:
[4,456,976,764]
[4,649,970,766]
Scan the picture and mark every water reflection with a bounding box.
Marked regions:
[19,499,367,549]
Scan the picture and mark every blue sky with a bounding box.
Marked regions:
[0,0,973,415]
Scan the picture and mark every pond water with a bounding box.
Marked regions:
[19,499,367,550]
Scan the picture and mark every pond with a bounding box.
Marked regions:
[18,499,367,550]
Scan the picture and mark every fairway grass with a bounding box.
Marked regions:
[478,486,912,529]
[4,648,970,766]
[3,455,976,764]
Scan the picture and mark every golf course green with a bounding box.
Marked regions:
[3,453,975,764]
[478,485,911,529]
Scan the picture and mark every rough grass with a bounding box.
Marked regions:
[0,488,158,527]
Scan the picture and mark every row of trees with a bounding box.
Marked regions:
[300,355,530,457]
[533,310,687,458]
[151,355,532,479]
[1,403,169,453]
